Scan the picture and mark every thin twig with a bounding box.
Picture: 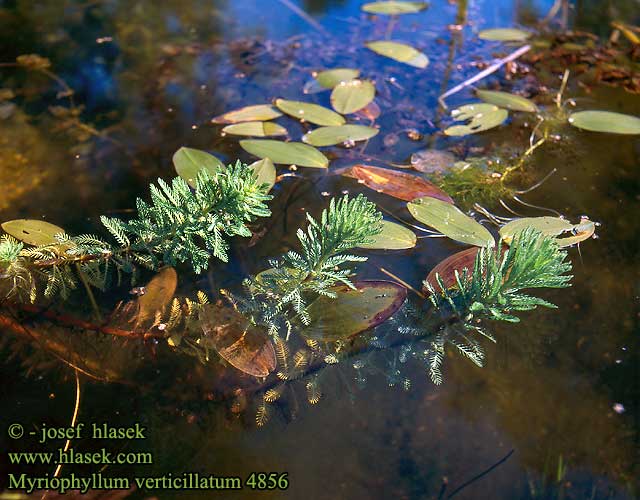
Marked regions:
[277,0,329,36]
[379,267,425,298]
[439,45,531,108]
[447,449,515,498]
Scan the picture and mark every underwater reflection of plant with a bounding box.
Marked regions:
[242,226,574,426]
[0,150,586,427]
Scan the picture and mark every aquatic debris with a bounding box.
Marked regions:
[341,164,454,203]
[199,303,276,378]
[424,247,479,292]
[410,149,456,174]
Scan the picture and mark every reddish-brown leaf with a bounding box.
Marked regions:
[199,303,276,377]
[424,247,479,293]
[342,164,454,203]
[355,100,382,121]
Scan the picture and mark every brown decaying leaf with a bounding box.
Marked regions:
[355,101,382,121]
[134,267,178,328]
[342,164,454,203]
[199,303,276,377]
[424,247,479,293]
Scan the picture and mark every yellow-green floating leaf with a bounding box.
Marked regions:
[240,140,329,168]
[478,28,531,42]
[222,121,287,137]
[248,158,277,191]
[557,219,596,247]
[444,103,508,136]
[358,220,416,250]
[407,197,494,247]
[302,124,379,146]
[173,147,224,187]
[330,79,376,114]
[476,89,538,113]
[362,1,428,14]
[568,111,640,135]
[365,41,429,68]
[315,68,360,89]
[275,98,345,126]
[210,104,282,124]
[1,219,66,246]
[500,216,596,247]
[499,217,574,244]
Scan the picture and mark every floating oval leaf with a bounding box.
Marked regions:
[302,124,379,146]
[478,28,531,42]
[358,220,416,250]
[407,197,495,247]
[221,121,287,137]
[240,140,329,168]
[362,1,428,14]
[444,103,508,136]
[343,164,454,203]
[211,104,282,124]
[315,68,360,89]
[365,41,429,68]
[275,99,345,126]
[199,303,276,377]
[557,218,596,247]
[568,111,640,135]
[173,147,224,187]
[499,217,574,244]
[476,89,538,113]
[424,247,479,292]
[301,281,407,341]
[1,219,66,246]
[248,158,276,191]
[410,149,456,174]
[331,80,376,114]
[500,216,596,247]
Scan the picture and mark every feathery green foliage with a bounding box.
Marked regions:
[102,161,272,272]
[0,160,272,302]
[232,194,383,338]
[425,227,572,323]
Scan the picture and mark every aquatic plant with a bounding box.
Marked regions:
[0,161,272,302]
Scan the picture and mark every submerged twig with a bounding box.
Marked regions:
[438,44,531,108]
[277,0,329,36]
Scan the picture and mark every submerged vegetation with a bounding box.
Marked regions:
[1,0,638,497]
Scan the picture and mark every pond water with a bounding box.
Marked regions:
[0,0,638,499]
